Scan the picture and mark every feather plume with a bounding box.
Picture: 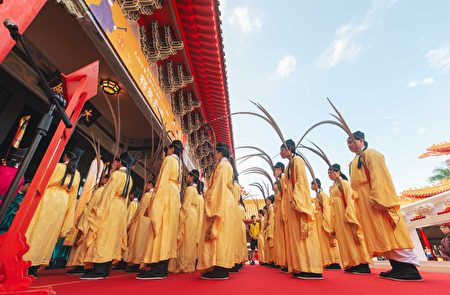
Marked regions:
[241,167,275,191]
[250,182,267,199]
[298,141,332,167]
[235,146,275,168]
[250,100,286,145]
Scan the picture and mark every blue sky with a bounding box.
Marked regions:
[219,0,450,197]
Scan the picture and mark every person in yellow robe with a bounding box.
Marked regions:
[230,171,245,273]
[257,209,266,265]
[327,164,372,273]
[66,174,109,274]
[272,162,287,271]
[80,152,135,279]
[196,181,205,261]
[347,131,421,281]
[311,178,341,270]
[238,201,247,266]
[113,188,142,271]
[197,142,235,280]
[25,146,83,278]
[169,169,201,273]
[125,180,155,272]
[280,139,323,279]
[264,196,275,268]
[138,140,183,280]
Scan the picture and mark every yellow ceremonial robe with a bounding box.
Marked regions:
[238,206,247,263]
[196,193,204,255]
[197,158,235,270]
[350,149,413,256]
[284,155,323,274]
[232,181,244,264]
[264,205,275,263]
[126,190,154,265]
[24,163,80,266]
[313,191,341,267]
[329,180,371,269]
[67,186,105,267]
[273,177,287,268]
[127,199,139,227]
[257,217,266,263]
[84,168,132,263]
[169,185,199,273]
[143,154,181,264]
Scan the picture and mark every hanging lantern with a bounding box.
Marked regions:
[100,79,120,95]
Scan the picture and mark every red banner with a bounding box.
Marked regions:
[0,0,46,63]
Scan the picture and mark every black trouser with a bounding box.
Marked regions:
[94,261,112,276]
[150,260,169,276]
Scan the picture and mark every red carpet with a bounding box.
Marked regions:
[31,266,448,295]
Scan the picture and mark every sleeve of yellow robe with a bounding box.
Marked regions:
[127,200,139,227]
[60,170,81,237]
[363,149,400,209]
[318,191,332,234]
[129,191,152,228]
[204,160,233,239]
[340,180,364,245]
[290,156,314,220]
[177,186,197,247]
[149,156,178,235]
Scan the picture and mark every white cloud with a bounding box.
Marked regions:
[426,43,450,73]
[317,0,397,69]
[229,6,262,33]
[275,55,297,79]
[407,77,435,88]
[417,127,426,135]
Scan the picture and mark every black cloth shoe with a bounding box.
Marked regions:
[325,263,341,270]
[292,272,323,280]
[385,261,422,281]
[379,260,398,278]
[274,265,281,269]
[350,263,371,274]
[28,266,39,278]
[136,261,166,280]
[280,267,289,273]
[250,260,256,265]
[229,264,240,273]
[126,264,142,273]
[66,266,89,275]
[112,260,128,271]
[80,261,111,279]
[201,266,229,280]
[267,262,275,268]
[80,271,107,280]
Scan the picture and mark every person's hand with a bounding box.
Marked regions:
[205,223,214,241]
[290,201,296,210]
[370,199,388,211]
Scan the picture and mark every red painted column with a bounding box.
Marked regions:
[418,228,435,259]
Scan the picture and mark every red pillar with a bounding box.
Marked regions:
[418,228,435,259]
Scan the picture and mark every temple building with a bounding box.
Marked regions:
[0,0,233,187]
[400,141,450,262]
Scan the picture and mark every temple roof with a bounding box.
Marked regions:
[173,0,234,152]
[419,141,450,158]
[400,179,450,198]
[243,199,266,221]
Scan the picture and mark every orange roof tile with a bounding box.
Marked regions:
[242,199,266,221]
[419,141,450,158]
[400,179,450,198]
